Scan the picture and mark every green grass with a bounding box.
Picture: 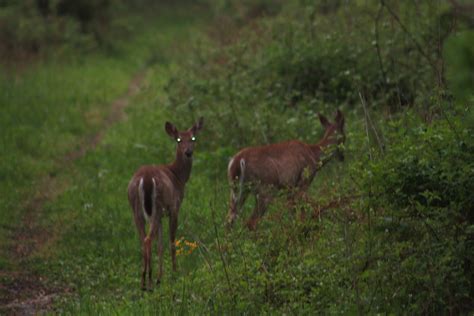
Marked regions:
[37,61,354,313]
[0,3,230,313]
[41,65,225,313]
[1,2,471,314]
[0,57,130,264]
[0,2,206,281]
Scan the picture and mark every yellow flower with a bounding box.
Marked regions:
[184,240,198,249]
[174,237,199,256]
[175,237,184,247]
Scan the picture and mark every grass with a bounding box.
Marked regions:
[0,56,130,264]
[2,2,471,314]
[0,2,209,307]
[9,57,353,312]
[40,62,228,312]
[38,59,353,312]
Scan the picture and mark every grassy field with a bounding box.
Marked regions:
[0,3,212,313]
[38,65,349,313]
[41,66,220,314]
[0,54,133,274]
[1,4,350,311]
[1,1,472,314]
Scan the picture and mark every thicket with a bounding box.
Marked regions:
[162,0,473,313]
[0,0,196,61]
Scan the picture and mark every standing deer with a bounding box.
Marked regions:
[128,117,203,290]
[227,110,345,230]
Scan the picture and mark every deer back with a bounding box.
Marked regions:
[229,140,318,189]
[128,165,184,217]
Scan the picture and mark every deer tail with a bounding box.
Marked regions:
[237,159,246,202]
[228,157,246,203]
[138,177,156,222]
[138,178,145,217]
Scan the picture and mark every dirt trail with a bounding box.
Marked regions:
[0,70,147,315]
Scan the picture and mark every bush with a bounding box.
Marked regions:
[0,0,131,60]
[191,110,474,314]
[166,1,454,154]
[357,112,474,313]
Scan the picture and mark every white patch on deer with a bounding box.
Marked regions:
[151,178,157,220]
[236,158,246,203]
[239,158,245,171]
[228,157,246,215]
[227,157,235,177]
[138,178,149,221]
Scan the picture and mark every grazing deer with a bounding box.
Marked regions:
[128,117,203,290]
[227,110,345,230]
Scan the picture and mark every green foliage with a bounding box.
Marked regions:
[0,0,186,59]
[158,1,472,314]
[444,30,474,102]
[369,118,473,213]
[0,0,196,273]
[167,1,451,154]
[1,1,473,314]
[355,112,474,313]
[210,0,283,23]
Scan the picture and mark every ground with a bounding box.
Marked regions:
[0,70,147,315]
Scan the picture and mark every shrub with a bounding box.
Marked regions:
[166,1,454,155]
[357,112,474,313]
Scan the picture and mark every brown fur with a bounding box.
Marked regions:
[127,117,203,290]
[227,110,345,230]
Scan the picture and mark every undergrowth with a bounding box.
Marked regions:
[1,0,472,314]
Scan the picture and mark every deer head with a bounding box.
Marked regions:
[318,109,345,161]
[165,117,204,159]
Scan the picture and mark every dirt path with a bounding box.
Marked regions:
[0,70,147,315]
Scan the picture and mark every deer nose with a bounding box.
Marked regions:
[185,149,193,157]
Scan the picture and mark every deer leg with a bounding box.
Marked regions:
[144,217,160,291]
[288,189,308,221]
[285,189,297,217]
[144,235,152,290]
[227,188,238,226]
[156,215,164,285]
[297,191,308,221]
[289,177,311,219]
[247,193,271,230]
[132,210,147,290]
[141,239,147,290]
[227,187,249,226]
[169,214,178,272]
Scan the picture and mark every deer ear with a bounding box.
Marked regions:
[191,116,204,134]
[165,122,178,138]
[318,113,330,129]
[335,109,344,130]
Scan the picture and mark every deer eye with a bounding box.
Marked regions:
[176,138,181,143]
[191,136,196,142]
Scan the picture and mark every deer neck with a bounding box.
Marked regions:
[169,149,192,185]
[310,137,337,169]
